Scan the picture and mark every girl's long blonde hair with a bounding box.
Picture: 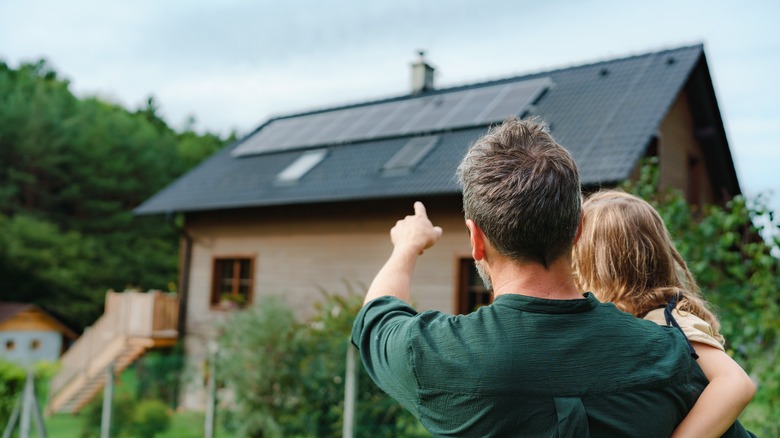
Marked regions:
[572,190,720,333]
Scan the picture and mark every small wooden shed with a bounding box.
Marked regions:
[0,302,77,367]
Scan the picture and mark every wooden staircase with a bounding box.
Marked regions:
[47,290,179,414]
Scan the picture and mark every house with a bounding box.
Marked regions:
[135,44,740,409]
[0,302,77,367]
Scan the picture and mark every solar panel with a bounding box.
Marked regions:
[232,76,552,157]
[333,104,391,141]
[403,92,464,133]
[320,106,364,142]
[279,112,335,149]
[371,99,427,137]
[439,87,502,128]
[480,79,552,122]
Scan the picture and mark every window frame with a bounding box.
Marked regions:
[210,255,256,310]
[454,256,492,315]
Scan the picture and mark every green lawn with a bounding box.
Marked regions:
[38,367,228,437]
[45,414,81,437]
[45,411,225,438]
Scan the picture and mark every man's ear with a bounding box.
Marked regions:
[466,219,486,261]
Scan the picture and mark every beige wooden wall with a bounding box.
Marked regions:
[657,91,715,204]
[182,198,471,338]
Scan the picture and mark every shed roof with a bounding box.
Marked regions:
[136,44,737,215]
[0,302,78,339]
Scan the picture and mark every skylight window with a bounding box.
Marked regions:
[383,136,439,173]
[276,149,328,183]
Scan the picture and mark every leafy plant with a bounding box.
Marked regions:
[135,343,185,408]
[130,399,172,438]
[218,289,428,437]
[0,359,26,422]
[0,360,58,426]
[80,392,135,438]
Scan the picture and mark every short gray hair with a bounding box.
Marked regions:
[456,117,581,268]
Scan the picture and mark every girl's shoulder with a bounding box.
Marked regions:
[644,307,725,351]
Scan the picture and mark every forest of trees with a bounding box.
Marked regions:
[0,59,231,331]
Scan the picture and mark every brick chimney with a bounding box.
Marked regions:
[410,50,435,94]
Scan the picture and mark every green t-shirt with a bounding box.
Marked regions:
[352,293,753,437]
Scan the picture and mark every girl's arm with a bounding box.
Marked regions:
[671,342,756,438]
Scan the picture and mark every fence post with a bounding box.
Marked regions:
[342,342,358,438]
[204,342,218,438]
[4,369,47,438]
[100,363,114,438]
[20,369,35,438]
[1,399,20,438]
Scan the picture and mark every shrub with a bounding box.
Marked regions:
[0,360,58,426]
[0,360,26,422]
[130,399,172,438]
[134,343,185,408]
[80,392,135,438]
[218,290,428,437]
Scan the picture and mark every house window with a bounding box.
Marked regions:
[211,257,254,309]
[456,258,492,314]
[31,339,41,350]
[5,340,14,351]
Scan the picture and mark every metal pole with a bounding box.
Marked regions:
[32,385,48,438]
[204,343,217,438]
[100,363,114,438]
[342,343,358,438]
[1,397,20,438]
[20,369,34,438]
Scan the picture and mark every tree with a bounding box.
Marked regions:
[0,59,228,331]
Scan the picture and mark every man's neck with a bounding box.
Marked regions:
[490,255,582,300]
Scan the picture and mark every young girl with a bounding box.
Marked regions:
[572,190,755,438]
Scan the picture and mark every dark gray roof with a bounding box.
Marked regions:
[136,44,733,215]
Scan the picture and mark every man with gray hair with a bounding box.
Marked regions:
[351,117,748,436]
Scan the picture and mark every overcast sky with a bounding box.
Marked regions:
[1,0,778,211]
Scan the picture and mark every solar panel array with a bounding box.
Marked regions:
[232,77,553,157]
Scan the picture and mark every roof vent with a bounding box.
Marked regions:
[410,50,435,94]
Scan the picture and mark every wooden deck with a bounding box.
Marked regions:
[47,290,179,414]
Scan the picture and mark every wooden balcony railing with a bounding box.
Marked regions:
[48,290,178,412]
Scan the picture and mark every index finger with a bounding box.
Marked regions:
[414,201,428,218]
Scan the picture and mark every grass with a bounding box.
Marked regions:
[38,366,228,438]
[41,370,225,437]
[45,414,82,437]
[44,411,226,438]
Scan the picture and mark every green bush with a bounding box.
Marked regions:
[130,399,172,438]
[135,343,185,408]
[218,290,428,437]
[80,393,173,438]
[0,360,26,421]
[80,392,135,438]
[0,360,57,426]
